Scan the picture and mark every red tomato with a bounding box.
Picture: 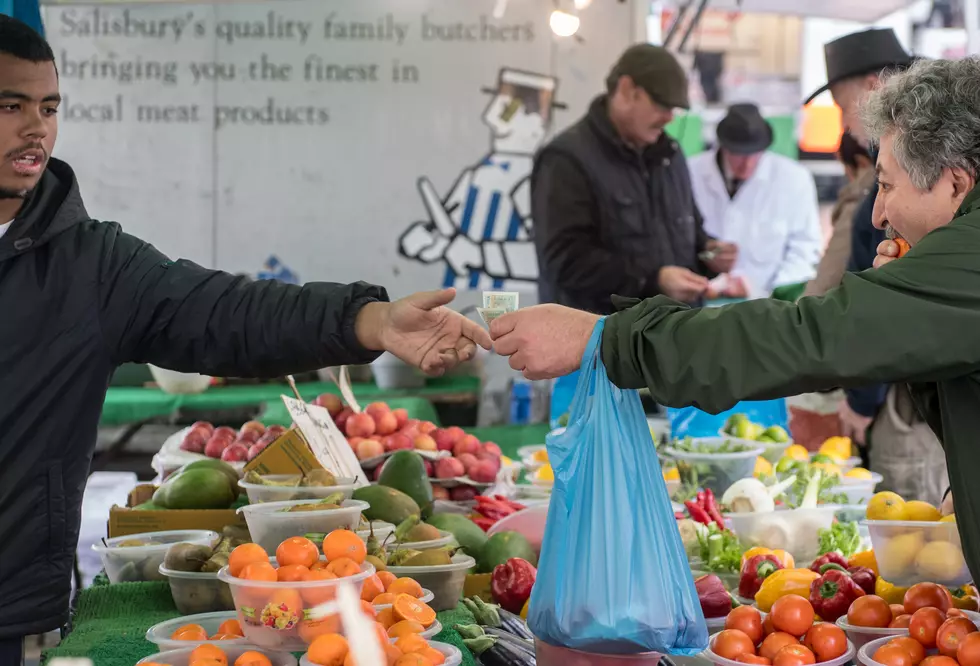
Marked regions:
[736,654,772,665]
[910,607,947,648]
[773,644,816,666]
[888,637,926,666]
[892,605,908,620]
[936,617,978,658]
[921,657,960,666]
[713,630,757,660]
[948,609,969,619]
[761,633,802,662]
[771,596,815,637]
[727,607,765,645]
[873,644,915,666]
[803,623,848,662]
[763,615,777,637]
[848,596,893,628]
[890,615,913,629]
[905,584,953,615]
[957,631,980,666]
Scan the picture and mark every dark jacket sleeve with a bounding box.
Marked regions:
[533,151,663,305]
[94,223,388,377]
[693,204,718,278]
[600,216,980,414]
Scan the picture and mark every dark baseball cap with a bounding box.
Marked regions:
[607,43,690,110]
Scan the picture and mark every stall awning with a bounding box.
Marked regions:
[664,0,920,23]
[1,0,44,36]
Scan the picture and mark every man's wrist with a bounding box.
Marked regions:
[354,302,389,351]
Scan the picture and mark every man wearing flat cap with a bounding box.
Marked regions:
[688,103,822,298]
[531,43,737,315]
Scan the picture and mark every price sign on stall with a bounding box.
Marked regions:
[281,395,367,486]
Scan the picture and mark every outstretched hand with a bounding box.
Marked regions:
[489,304,600,380]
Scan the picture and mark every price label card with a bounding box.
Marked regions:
[337,366,362,413]
[281,395,367,486]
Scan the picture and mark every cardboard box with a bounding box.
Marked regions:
[243,427,323,475]
[107,484,245,538]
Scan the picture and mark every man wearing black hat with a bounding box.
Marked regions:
[531,43,737,315]
[688,103,822,298]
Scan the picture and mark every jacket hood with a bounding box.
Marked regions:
[0,157,90,261]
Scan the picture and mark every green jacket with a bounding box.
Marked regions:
[603,185,980,581]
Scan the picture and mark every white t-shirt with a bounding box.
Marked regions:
[0,220,11,240]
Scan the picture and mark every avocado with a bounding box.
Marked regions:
[426,513,489,556]
[378,451,434,518]
[476,531,537,574]
[352,485,420,525]
[162,468,236,510]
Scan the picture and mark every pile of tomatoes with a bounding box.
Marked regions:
[711,597,849,666]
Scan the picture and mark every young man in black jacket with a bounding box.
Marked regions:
[0,16,490,662]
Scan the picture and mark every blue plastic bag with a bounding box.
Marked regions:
[528,319,708,655]
[668,400,788,439]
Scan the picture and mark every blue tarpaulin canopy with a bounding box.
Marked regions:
[0,0,44,36]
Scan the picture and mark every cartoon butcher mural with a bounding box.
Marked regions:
[398,68,561,289]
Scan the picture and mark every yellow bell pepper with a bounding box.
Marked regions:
[949,585,980,611]
[755,569,820,612]
[875,578,909,605]
[741,547,795,569]
[848,550,879,576]
[521,597,530,620]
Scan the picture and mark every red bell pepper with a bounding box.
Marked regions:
[490,557,537,613]
[696,574,734,619]
[809,569,866,621]
[847,566,877,595]
[810,553,849,573]
[739,554,784,599]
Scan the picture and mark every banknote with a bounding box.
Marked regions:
[477,307,508,326]
[483,291,519,310]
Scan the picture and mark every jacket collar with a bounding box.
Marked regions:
[586,95,679,164]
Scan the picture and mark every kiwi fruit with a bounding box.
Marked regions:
[202,551,229,573]
[163,543,213,572]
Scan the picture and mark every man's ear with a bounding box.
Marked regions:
[949,166,975,203]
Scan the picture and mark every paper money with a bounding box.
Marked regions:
[477,307,508,325]
[483,291,519,310]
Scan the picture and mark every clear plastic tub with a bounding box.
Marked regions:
[373,588,435,610]
[835,617,908,651]
[138,645,296,666]
[145,611,247,650]
[726,506,838,563]
[706,635,855,666]
[299,639,462,666]
[355,521,395,544]
[396,530,456,551]
[662,438,765,497]
[217,561,375,652]
[238,499,369,554]
[239,475,358,504]
[829,473,883,505]
[487,505,548,554]
[705,610,768,632]
[92,530,218,584]
[536,638,662,665]
[160,565,235,615]
[386,553,476,611]
[866,519,970,586]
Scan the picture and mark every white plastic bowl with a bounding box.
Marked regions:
[239,475,358,504]
[487,505,548,554]
[145,611,247,650]
[159,566,235,615]
[726,506,838,563]
[148,365,213,395]
[139,645,296,665]
[663,437,765,496]
[92,530,218,584]
[238,499,369,554]
[355,521,396,544]
[217,561,375,652]
[386,553,476,612]
[706,633,854,666]
[300,639,462,666]
[866,519,970,586]
[835,617,908,651]
[858,635,936,666]
[829,473,883,505]
[397,529,456,551]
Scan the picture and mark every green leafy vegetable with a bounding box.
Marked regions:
[672,437,755,454]
[818,521,861,557]
[763,462,847,508]
[696,524,744,574]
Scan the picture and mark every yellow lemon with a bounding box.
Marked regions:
[531,449,549,463]
[501,455,513,466]
[754,457,773,478]
[845,468,874,480]
[941,514,957,523]
[915,541,967,580]
[866,491,907,521]
[663,467,680,482]
[812,462,842,477]
[878,531,925,575]
[536,465,554,482]
[819,436,852,460]
[904,500,941,522]
[784,444,810,461]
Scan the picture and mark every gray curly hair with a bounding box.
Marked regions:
[861,57,980,190]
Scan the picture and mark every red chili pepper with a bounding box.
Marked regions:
[685,499,712,525]
[491,557,537,614]
[703,488,726,529]
[475,504,510,521]
[493,495,526,512]
[471,516,496,532]
[809,569,865,621]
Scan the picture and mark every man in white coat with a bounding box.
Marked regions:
[688,103,822,298]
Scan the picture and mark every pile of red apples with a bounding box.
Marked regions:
[179,420,288,462]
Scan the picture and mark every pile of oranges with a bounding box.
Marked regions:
[142,644,272,666]
[169,618,244,642]
[306,630,447,666]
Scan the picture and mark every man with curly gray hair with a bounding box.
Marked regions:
[489,57,980,581]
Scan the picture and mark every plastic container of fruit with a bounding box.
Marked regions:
[487,504,548,554]
[705,633,855,666]
[299,639,462,666]
[726,506,838,563]
[865,519,970,586]
[145,611,247,650]
[355,521,396,544]
[829,473,884,505]
[704,610,768,632]
[238,499,369,554]
[834,616,909,651]
[858,635,936,666]
[238,475,358,504]
[372,588,435,610]
[159,565,235,615]
[217,561,375,652]
[535,637,664,665]
[92,530,218,584]
[386,553,476,612]
[138,645,296,666]
[397,530,456,551]
[661,438,765,497]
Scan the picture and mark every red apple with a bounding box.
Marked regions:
[204,437,231,458]
[468,459,498,483]
[266,424,287,437]
[190,421,215,437]
[346,413,376,438]
[418,421,438,435]
[180,431,208,454]
[432,486,450,501]
[247,442,268,461]
[348,436,365,451]
[313,393,344,417]
[450,486,477,502]
[456,453,478,472]
[235,429,259,445]
[375,411,399,436]
[423,459,433,477]
[213,426,236,440]
[365,402,390,421]
[239,420,265,437]
[432,429,456,452]
[386,433,414,452]
[453,436,481,458]
[444,426,466,443]
[355,439,385,461]
[435,457,465,479]
[414,434,437,452]
[334,408,353,431]
[392,408,409,428]
[482,442,503,458]
[221,443,249,462]
[255,431,280,449]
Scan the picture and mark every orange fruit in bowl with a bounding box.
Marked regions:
[208,633,240,641]
[234,651,273,666]
[376,607,397,629]
[239,561,277,582]
[392,595,436,628]
[393,651,430,664]
[277,564,311,582]
[418,647,446,665]
[387,620,425,638]
[300,568,338,605]
[216,619,243,637]
[171,623,207,640]
[190,644,228,665]
[322,529,367,564]
[327,557,361,578]
[189,659,225,666]
[276,536,320,569]
[394,633,429,655]
[387,578,423,599]
[376,571,397,590]
[307,632,350,666]
[229,543,269,577]
[298,616,341,644]
[360,574,385,602]
[373,593,397,606]
[360,600,378,619]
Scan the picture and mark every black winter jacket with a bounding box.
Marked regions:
[0,159,386,639]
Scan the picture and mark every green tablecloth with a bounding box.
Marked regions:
[258,396,442,428]
[101,377,480,426]
[43,581,477,666]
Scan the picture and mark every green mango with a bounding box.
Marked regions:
[426,513,488,556]
[162,468,236,510]
[352,485,420,525]
[475,531,537,574]
[377,451,433,518]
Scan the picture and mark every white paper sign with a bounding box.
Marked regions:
[338,366,363,413]
[281,395,367,487]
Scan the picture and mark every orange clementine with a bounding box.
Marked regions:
[376,571,397,590]
[234,651,273,666]
[373,593,397,606]
[360,574,385,602]
[189,659,225,666]
[300,568,339,605]
[310,560,330,571]
[387,620,425,638]
[216,619,243,637]
[322,529,367,564]
[171,623,207,639]
[384,644,404,666]
[394,633,429,655]
[277,564,311,582]
[239,561,277,582]
[418,647,445,665]
[327,557,361,578]
[377,607,397,629]
[190,645,228,665]
[372,621,391,644]
[388,578,423,599]
[298,615,342,644]
[393,654,431,666]
[208,633,240,641]
[276,536,320,568]
[360,600,377,619]
[307,633,350,666]
[392,595,435,628]
[228,543,269,577]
